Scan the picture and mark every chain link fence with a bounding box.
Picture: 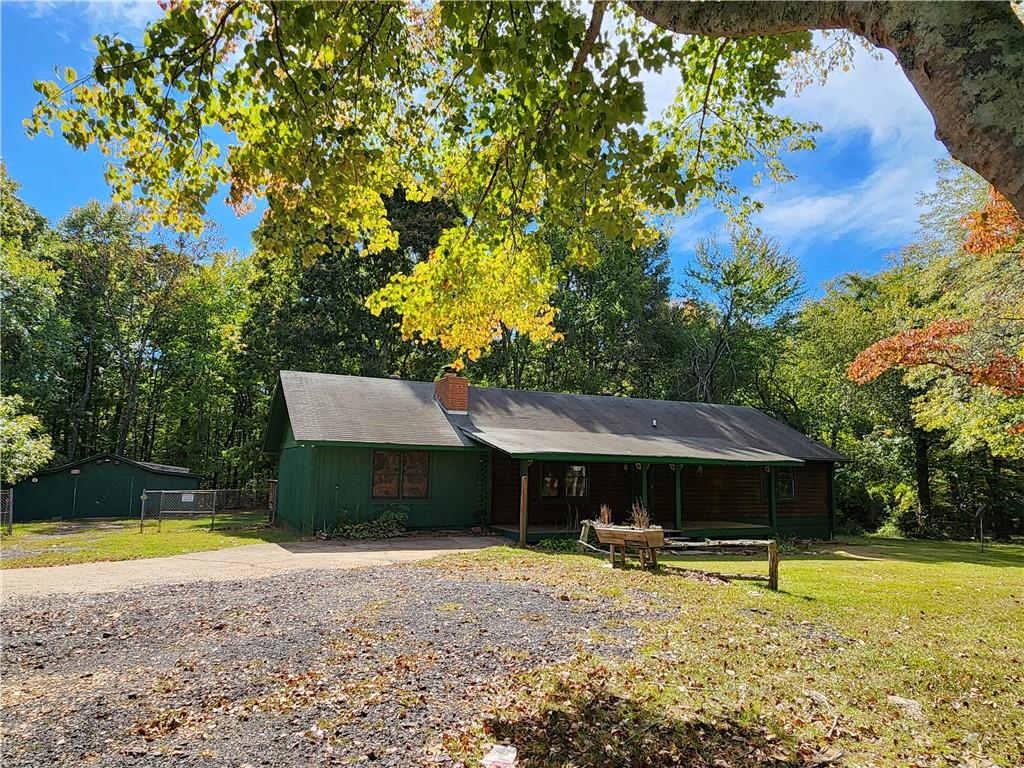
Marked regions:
[1,489,12,536]
[140,486,276,532]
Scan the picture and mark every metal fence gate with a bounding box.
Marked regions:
[1,489,12,535]
[140,487,275,532]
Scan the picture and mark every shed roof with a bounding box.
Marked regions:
[268,371,844,463]
[29,453,198,478]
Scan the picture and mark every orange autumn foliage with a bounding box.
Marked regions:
[847,318,1024,396]
[961,187,1024,256]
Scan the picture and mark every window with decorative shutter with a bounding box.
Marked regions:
[373,449,430,500]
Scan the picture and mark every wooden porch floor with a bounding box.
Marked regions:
[490,519,773,543]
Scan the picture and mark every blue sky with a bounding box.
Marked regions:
[1,1,949,296]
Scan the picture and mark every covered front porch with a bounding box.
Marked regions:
[486,452,798,545]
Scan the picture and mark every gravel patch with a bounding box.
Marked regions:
[1,565,640,766]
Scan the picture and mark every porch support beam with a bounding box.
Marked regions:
[826,462,836,540]
[640,463,649,510]
[767,467,778,529]
[673,464,682,529]
[518,459,529,546]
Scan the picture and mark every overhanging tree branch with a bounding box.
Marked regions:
[627,1,1024,217]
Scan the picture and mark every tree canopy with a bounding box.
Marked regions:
[28,1,818,360]
[2,156,1021,535]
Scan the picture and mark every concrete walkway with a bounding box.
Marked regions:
[0,536,497,597]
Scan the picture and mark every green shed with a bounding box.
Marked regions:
[11,453,200,521]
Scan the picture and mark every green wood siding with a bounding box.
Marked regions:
[276,442,316,532]
[275,423,488,533]
[775,517,832,539]
[12,458,198,521]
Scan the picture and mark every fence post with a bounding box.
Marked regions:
[1,489,13,536]
[268,480,277,525]
[767,540,779,591]
[140,490,147,533]
[210,489,217,532]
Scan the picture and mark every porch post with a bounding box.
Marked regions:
[673,464,682,530]
[767,467,778,530]
[826,462,836,540]
[518,459,529,545]
[640,464,649,510]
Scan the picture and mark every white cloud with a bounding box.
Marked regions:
[76,0,162,40]
[750,44,948,253]
[754,152,938,250]
[667,202,722,254]
[638,63,682,127]
[779,43,936,148]
[21,0,162,43]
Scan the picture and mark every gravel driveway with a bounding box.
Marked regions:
[1,537,496,597]
[1,564,639,767]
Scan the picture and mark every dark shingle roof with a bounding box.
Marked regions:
[463,387,845,462]
[277,371,475,447]
[460,426,803,464]
[272,371,844,463]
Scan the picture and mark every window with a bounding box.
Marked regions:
[372,450,401,499]
[565,464,588,498]
[372,450,429,499]
[776,469,795,501]
[540,462,588,499]
[541,465,561,497]
[400,451,429,499]
[761,468,796,502]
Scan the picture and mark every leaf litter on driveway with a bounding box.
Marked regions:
[1,565,640,767]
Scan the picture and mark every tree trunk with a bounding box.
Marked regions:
[987,455,1010,539]
[68,336,95,461]
[116,370,140,456]
[913,431,933,525]
[627,1,1024,216]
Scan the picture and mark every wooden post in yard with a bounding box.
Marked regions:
[518,459,529,546]
[767,540,779,591]
[673,464,682,530]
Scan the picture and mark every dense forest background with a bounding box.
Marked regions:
[2,160,1022,538]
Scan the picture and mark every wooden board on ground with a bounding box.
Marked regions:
[663,538,779,590]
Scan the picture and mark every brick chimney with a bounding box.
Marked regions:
[434,367,469,413]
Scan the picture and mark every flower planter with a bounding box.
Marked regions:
[589,522,664,568]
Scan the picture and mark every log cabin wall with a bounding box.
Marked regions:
[491,451,832,535]
[490,451,635,525]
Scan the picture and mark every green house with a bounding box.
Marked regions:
[265,370,846,540]
[11,453,200,521]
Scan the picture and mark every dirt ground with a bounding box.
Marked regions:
[0,563,644,767]
[0,535,495,595]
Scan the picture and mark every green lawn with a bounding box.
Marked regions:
[0,516,297,568]
[427,537,1024,768]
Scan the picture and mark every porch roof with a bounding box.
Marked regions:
[460,426,803,466]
